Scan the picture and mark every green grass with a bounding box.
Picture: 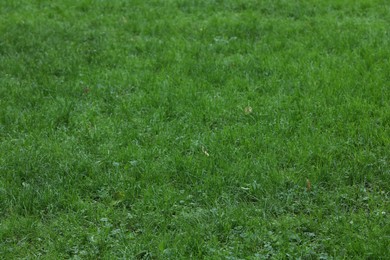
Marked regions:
[0,0,389,258]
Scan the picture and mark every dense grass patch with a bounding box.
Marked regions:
[0,0,389,258]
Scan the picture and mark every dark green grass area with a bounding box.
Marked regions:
[0,0,389,258]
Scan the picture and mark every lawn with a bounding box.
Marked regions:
[0,0,389,258]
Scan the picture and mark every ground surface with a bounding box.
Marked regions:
[0,0,389,258]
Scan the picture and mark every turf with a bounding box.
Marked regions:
[0,0,389,258]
